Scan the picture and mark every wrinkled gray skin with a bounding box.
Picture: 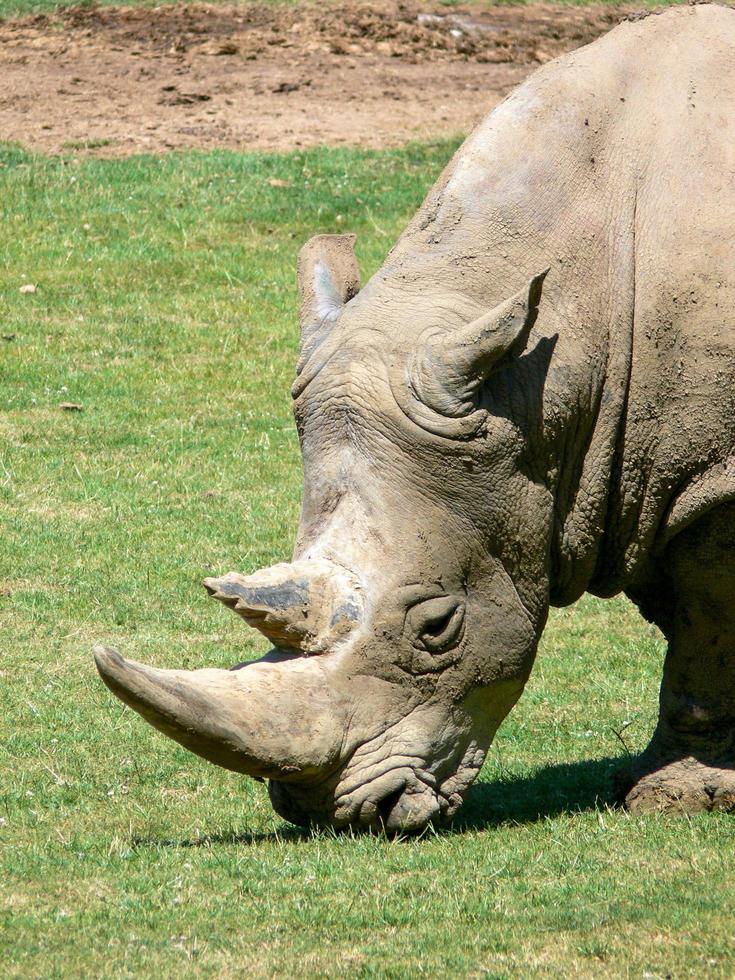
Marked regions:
[96,5,735,830]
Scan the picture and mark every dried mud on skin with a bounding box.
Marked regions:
[0,1,636,156]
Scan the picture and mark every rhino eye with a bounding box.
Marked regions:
[410,596,465,654]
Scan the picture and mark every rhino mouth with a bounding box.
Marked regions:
[339,767,465,832]
[269,743,476,833]
[270,768,463,833]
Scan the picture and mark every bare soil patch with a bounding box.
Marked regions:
[0,1,638,155]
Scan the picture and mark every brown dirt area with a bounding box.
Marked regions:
[0,1,641,156]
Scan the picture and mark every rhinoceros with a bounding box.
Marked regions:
[95,3,735,830]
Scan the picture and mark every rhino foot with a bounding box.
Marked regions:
[623,756,735,815]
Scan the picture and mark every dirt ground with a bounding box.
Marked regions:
[0,1,639,156]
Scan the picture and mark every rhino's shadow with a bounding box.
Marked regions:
[131,755,626,848]
[455,754,626,831]
[132,826,315,848]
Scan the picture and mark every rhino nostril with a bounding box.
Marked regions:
[376,787,405,826]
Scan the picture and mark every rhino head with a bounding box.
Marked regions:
[95,234,552,832]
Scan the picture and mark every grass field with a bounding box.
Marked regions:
[2,140,734,978]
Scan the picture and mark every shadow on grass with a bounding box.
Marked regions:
[132,755,629,848]
[132,826,315,849]
[456,754,628,831]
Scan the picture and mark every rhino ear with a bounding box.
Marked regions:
[416,269,549,418]
[297,234,360,356]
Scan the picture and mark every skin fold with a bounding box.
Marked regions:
[96,5,735,830]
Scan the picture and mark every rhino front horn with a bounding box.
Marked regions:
[203,558,363,653]
[93,645,345,781]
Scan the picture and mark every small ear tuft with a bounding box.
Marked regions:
[528,268,549,310]
[297,234,360,357]
[501,267,549,361]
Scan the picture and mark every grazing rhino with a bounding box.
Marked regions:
[95,3,735,830]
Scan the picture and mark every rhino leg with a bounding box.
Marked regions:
[624,501,735,814]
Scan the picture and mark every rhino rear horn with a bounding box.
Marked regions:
[297,234,360,359]
[204,558,363,654]
[415,269,549,418]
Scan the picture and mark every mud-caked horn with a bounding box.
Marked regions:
[203,558,363,653]
[93,645,346,782]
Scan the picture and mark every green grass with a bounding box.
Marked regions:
[1,140,733,978]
